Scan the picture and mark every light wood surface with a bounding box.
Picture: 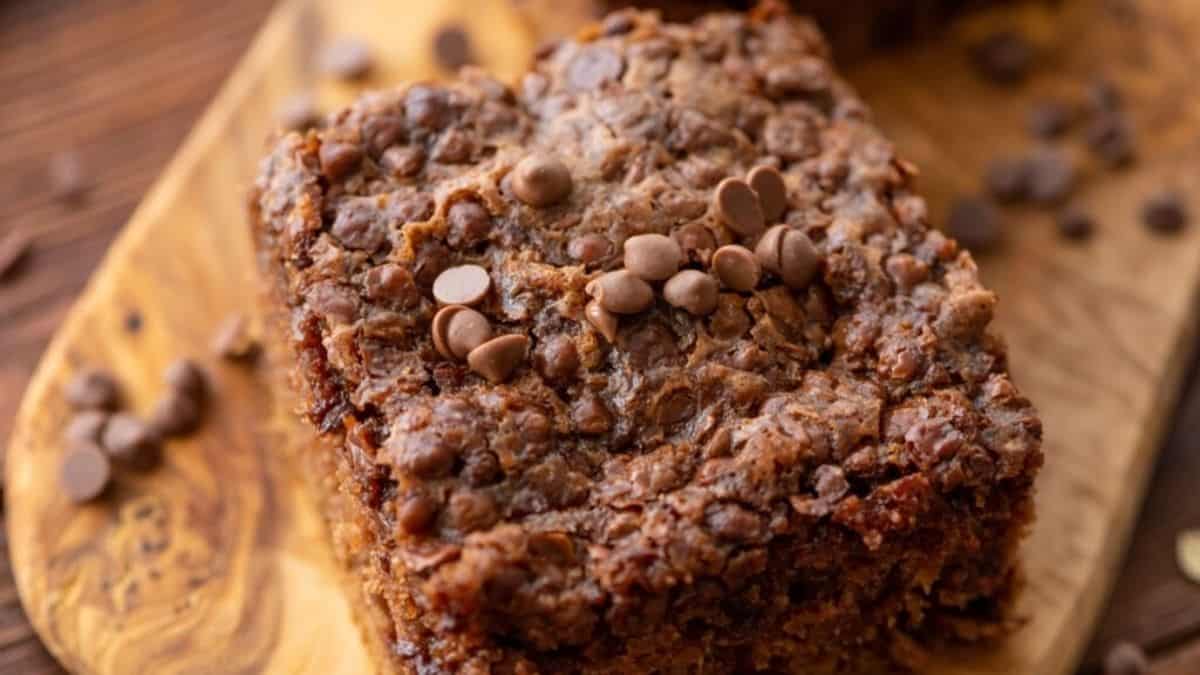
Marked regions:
[6,1,1200,674]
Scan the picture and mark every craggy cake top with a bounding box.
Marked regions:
[255,3,1042,658]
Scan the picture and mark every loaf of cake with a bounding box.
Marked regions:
[253,4,1042,673]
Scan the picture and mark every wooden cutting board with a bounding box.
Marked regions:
[6,0,1200,673]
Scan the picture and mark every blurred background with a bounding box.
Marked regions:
[2,1,1200,674]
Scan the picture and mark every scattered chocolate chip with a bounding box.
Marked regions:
[163,358,207,398]
[467,334,529,383]
[319,37,374,81]
[572,394,612,434]
[1056,207,1095,241]
[623,234,683,282]
[319,140,364,180]
[1103,642,1148,675]
[512,154,572,207]
[565,45,625,92]
[59,443,111,504]
[970,30,1034,84]
[1027,99,1073,139]
[585,300,618,342]
[885,254,929,289]
[601,11,636,36]
[65,368,121,411]
[714,177,766,237]
[397,495,438,535]
[446,200,492,248]
[149,389,203,437]
[1141,190,1188,234]
[432,305,492,361]
[663,270,719,316]
[277,92,321,132]
[1025,149,1076,204]
[945,198,1002,253]
[1177,529,1200,585]
[48,151,89,203]
[1088,77,1122,112]
[65,410,109,445]
[101,413,160,469]
[569,233,611,265]
[212,314,261,362]
[1086,112,1135,167]
[534,335,579,381]
[755,225,819,289]
[984,157,1030,203]
[747,165,788,222]
[0,228,32,282]
[712,245,761,292]
[586,270,654,315]
[123,310,143,334]
[381,145,425,177]
[813,465,849,502]
[432,264,491,306]
[432,24,475,71]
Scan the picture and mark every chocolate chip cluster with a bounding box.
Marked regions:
[583,165,821,340]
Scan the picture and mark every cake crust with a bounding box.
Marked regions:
[253,5,1042,673]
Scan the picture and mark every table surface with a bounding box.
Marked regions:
[2,1,1199,673]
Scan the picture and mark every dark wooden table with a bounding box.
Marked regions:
[1,1,1198,673]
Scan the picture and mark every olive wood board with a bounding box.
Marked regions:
[7,0,1200,673]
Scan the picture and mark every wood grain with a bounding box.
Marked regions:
[5,0,1200,674]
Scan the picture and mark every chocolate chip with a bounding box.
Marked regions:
[446,200,492,248]
[59,443,111,504]
[714,177,766,237]
[663,270,719,316]
[48,151,89,204]
[397,495,438,535]
[101,413,160,469]
[813,465,849,501]
[565,45,624,92]
[585,300,618,342]
[534,335,579,381]
[763,58,829,99]
[672,223,717,265]
[382,145,425,177]
[1025,149,1076,204]
[212,314,261,362]
[65,410,109,445]
[984,157,1030,203]
[163,358,207,398]
[1087,112,1135,167]
[331,200,387,251]
[124,310,143,334]
[0,228,32,282]
[601,12,636,36]
[945,198,1002,253]
[512,153,572,207]
[467,334,528,383]
[405,85,453,130]
[586,270,654,315]
[432,264,491,306]
[970,30,1033,84]
[1027,99,1073,139]
[277,92,320,132]
[319,140,363,180]
[65,368,121,410]
[1056,207,1094,241]
[747,166,788,222]
[754,225,819,289]
[572,395,612,434]
[432,24,475,71]
[319,37,374,81]
[149,389,203,437]
[885,254,929,289]
[623,234,683,281]
[362,115,406,156]
[569,234,611,264]
[1102,642,1148,675]
[431,305,492,360]
[1141,191,1188,234]
[712,245,761,292]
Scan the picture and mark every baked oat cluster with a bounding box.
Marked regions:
[253,4,1042,673]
